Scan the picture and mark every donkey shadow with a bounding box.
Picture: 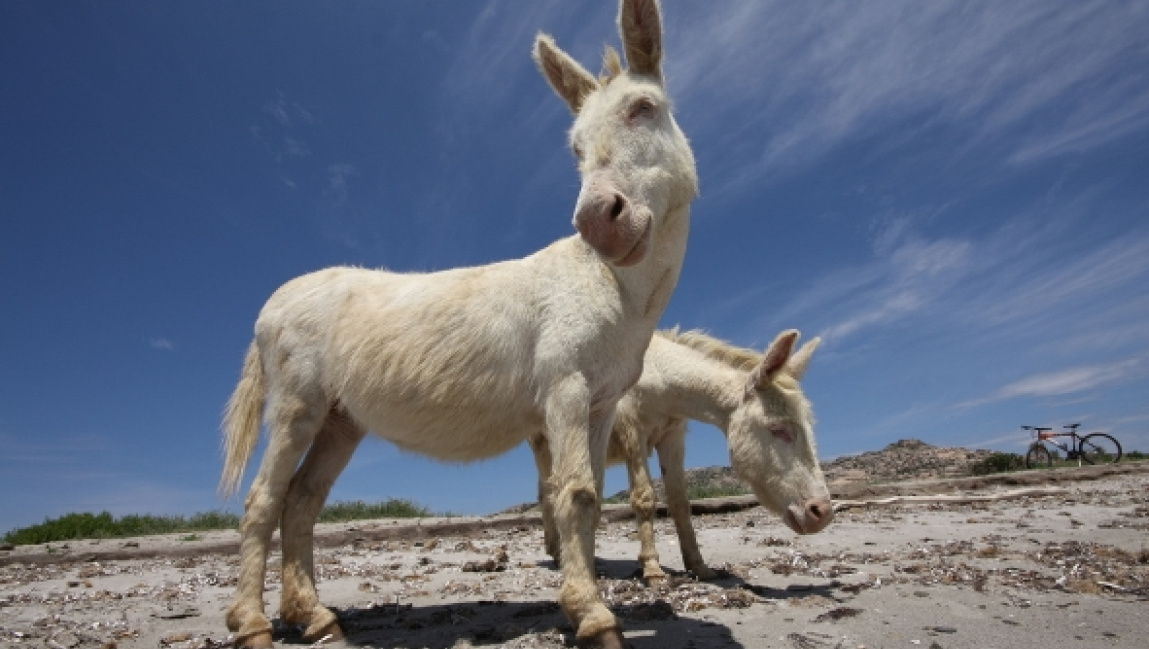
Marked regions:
[262,556,751,648]
[563,555,846,600]
[318,576,841,649]
[284,557,840,648]
[297,597,749,649]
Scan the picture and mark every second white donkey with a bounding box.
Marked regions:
[530,329,832,582]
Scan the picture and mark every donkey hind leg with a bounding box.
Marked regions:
[550,398,624,649]
[622,436,666,583]
[279,408,368,642]
[656,425,716,580]
[226,393,329,649]
[528,435,561,563]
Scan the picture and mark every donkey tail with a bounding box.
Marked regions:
[219,341,266,497]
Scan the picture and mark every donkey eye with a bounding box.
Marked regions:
[628,98,656,122]
[770,425,794,443]
[572,143,584,160]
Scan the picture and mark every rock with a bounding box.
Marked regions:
[812,607,863,623]
[929,626,957,633]
[50,631,79,648]
[463,559,504,573]
[152,606,201,619]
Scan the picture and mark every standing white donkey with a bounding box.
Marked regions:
[219,1,696,648]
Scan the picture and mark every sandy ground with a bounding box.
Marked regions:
[2,466,1147,649]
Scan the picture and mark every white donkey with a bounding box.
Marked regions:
[219,2,695,648]
[530,329,832,583]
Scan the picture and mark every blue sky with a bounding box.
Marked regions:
[2,1,1147,534]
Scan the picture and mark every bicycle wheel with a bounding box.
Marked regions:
[1025,443,1053,469]
[1079,434,1122,464]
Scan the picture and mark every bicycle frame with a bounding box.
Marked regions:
[1033,431,1079,458]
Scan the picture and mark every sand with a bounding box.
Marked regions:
[2,464,1146,649]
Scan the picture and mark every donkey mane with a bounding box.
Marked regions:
[599,47,624,84]
[659,328,761,372]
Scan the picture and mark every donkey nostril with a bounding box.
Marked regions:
[609,195,624,221]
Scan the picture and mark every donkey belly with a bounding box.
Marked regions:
[323,269,545,461]
[360,403,541,461]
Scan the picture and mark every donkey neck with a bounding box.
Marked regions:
[614,204,691,321]
[637,334,743,432]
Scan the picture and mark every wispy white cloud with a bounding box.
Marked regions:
[325,164,357,207]
[970,230,1149,328]
[959,358,1146,409]
[263,92,314,128]
[148,337,175,351]
[767,196,1149,356]
[998,360,1143,399]
[441,2,614,108]
[775,229,973,344]
[663,1,1149,185]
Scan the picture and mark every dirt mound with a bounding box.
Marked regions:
[822,438,996,486]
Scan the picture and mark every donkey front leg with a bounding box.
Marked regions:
[279,409,367,642]
[620,430,666,583]
[227,396,328,649]
[656,426,717,580]
[547,381,624,649]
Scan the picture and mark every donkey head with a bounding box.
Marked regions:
[726,330,833,535]
[534,0,698,267]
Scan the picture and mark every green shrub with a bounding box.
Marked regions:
[316,499,432,522]
[603,492,631,505]
[3,498,435,545]
[2,510,241,546]
[969,452,1025,475]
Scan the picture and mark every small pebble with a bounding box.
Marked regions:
[930,626,956,634]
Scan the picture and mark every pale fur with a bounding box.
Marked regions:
[530,329,832,582]
[219,2,696,647]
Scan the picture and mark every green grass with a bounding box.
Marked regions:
[686,484,751,500]
[2,510,240,546]
[316,499,433,523]
[603,483,751,506]
[3,498,437,546]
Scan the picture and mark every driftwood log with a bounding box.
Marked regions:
[831,486,1069,513]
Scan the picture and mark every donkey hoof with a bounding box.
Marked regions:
[577,628,627,649]
[302,620,344,643]
[643,573,668,587]
[234,631,274,649]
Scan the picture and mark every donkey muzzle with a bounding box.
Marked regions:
[784,496,834,535]
[573,180,652,267]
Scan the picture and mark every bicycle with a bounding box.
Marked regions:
[1023,423,1122,469]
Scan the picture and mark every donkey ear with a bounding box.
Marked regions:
[747,330,800,393]
[786,337,821,381]
[534,33,599,114]
[619,0,663,80]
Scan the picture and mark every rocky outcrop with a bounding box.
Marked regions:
[822,439,996,486]
[602,439,999,502]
